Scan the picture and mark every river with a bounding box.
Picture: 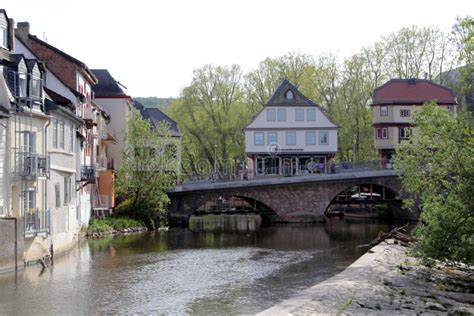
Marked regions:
[0,218,403,315]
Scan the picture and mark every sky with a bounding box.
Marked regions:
[2,0,473,98]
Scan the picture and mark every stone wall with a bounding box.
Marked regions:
[0,218,24,273]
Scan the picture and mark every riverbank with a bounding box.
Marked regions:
[258,240,473,315]
[84,218,149,238]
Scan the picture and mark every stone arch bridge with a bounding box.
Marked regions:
[168,170,417,225]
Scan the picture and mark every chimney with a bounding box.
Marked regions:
[15,21,30,44]
[7,18,15,52]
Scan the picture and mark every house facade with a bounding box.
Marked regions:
[91,69,132,170]
[0,11,53,263]
[16,22,101,227]
[372,79,457,160]
[244,80,338,177]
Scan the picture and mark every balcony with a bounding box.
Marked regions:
[81,165,97,182]
[16,152,50,179]
[24,209,50,237]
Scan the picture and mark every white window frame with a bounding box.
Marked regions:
[64,176,71,205]
[0,25,7,49]
[277,108,286,122]
[31,77,42,99]
[295,109,304,121]
[382,128,388,139]
[286,131,296,146]
[399,127,411,140]
[307,108,316,121]
[305,131,316,145]
[52,119,58,149]
[69,124,74,152]
[59,120,65,149]
[400,109,410,117]
[266,108,276,122]
[285,90,294,100]
[319,131,329,145]
[267,132,278,145]
[254,132,264,146]
[380,106,388,116]
[55,183,60,208]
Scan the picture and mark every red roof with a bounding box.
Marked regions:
[372,79,457,106]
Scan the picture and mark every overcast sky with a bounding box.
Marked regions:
[3,0,473,98]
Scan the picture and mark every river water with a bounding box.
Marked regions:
[0,218,401,315]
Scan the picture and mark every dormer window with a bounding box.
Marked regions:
[31,76,42,99]
[18,73,28,97]
[285,90,294,100]
[0,13,7,49]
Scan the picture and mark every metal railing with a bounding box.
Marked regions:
[92,194,110,210]
[24,209,50,236]
[16,152,50,179]
[181,160,394,184]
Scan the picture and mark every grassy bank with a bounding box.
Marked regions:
[86,217,146,235]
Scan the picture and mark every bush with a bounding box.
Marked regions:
[87,217,145,234]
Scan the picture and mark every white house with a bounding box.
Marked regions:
[244,80,339,177]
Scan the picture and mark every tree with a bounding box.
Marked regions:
[453,16,474,112]
[394,103,474,264]
[169,64,252,174]
[115,110,180,228]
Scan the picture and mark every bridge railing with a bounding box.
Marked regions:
[180,160,394,184]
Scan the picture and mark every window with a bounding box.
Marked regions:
[69,124,74,152]
[23,189,36,214]
[295,109,304,121]
[380,106,388,116]
[267,132,278,144]
[307,108,316,121]
[377,128,388,139]
[286,131,296,145]
[399,127,411,141]
[306,131,316,145]
[0,23,7,48]
[59,121,65,149]
[447,106,454,113]
[277,108,286,121]
[18,73,27,97]
[266,108,276,121]
[55,183,61,208]
[52,119,58,148]
[319,131,329,145]
[64,177,71,204]
[22,131,36,153]
[400,109,410,117]
[31,77,42,98]
[254,132,264,146]
[285,90,294,100]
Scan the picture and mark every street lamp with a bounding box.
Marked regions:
[213,143,218,176]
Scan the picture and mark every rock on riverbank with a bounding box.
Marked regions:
[86,226,148,238]
[259,240,473,315]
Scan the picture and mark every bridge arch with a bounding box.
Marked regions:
[324,182,402,219]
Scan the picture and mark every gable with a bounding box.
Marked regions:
[266,80,316,107]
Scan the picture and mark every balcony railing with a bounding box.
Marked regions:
[16,152,50,179]
[24,209,50,237]
[92,194,110,210]
[81,165,97,181]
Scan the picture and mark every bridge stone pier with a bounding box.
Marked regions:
[168,170,418,225]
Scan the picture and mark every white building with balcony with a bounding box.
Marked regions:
[244,80,339,177]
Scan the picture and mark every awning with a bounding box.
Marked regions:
[0,73,12,115]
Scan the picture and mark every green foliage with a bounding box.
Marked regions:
[169,64,253,174]
[394,103,474,264]
[134,97,175,112]
[115,110,180,228]
[87,217,145,233]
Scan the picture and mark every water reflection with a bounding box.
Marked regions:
[0,219,407,315]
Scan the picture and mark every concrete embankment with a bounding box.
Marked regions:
[258,240,473,315]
